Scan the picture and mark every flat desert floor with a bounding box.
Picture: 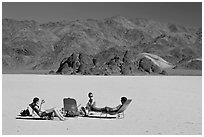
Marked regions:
[2,74,202,135]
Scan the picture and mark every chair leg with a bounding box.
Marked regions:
[100,113,108,117]
[117,113,124,119]
[117,114,119,119]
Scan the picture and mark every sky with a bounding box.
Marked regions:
[2,2,202,27]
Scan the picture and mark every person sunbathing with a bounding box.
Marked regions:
[29,97,65,121]
[81,96,127,115]
[103,97,127,113]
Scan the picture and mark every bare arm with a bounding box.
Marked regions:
[86,99,96,107]
[39,99,45,111]
[92,101,96,107]
[110,104,121,112]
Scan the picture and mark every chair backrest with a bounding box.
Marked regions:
[63,98,78,112]
[117,99,132,113]
[28,105,41,118]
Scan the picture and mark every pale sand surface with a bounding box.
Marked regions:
[2,74,202,135]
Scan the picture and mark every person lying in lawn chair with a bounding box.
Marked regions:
[103,97,127,113]
[29,97,65,121]
[88,96,127,113]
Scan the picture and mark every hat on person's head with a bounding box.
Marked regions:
[33,97,39,103]
[88,92,93,97]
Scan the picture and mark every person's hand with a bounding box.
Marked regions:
[41,99,45,104]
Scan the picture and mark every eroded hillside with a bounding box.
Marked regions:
[2,16,202,75]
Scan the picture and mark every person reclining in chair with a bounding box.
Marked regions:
[29,97,65,121]
[89,96,127,113]
[103,96,127,113]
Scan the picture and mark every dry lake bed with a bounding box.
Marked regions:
[2,74,202,135]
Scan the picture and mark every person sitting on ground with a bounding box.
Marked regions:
[86,92,96,111]
[81,92,96,116]
[29,97,65,121]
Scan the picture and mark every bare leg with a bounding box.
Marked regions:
[54,108,65,121]
[44,107,56,113]
[91,107,106,112]
[81,107,87,116]
[45,107,65,121]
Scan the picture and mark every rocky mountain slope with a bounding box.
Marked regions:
[2,16,202,75]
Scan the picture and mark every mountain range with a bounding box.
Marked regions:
[2,16,202,75]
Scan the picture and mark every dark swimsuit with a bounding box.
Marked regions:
[29,102,40,116]
[29,102,53,117]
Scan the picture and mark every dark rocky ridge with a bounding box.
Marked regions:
[55,50,167,75]
[2,16,202,75]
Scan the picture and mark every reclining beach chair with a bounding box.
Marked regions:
[63,98,80,117]
[28,104,54,120]
[16,105,51,120]
[100,99,132,119]
[28,105,41,118]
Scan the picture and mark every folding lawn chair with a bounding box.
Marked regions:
[28,104,54,120]
[100,99,132,119]
[63,98,80,117]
